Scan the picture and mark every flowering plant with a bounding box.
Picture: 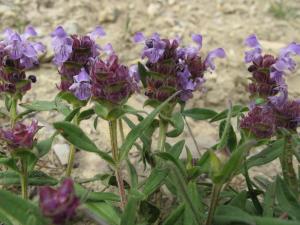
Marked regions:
[1,26,300,225]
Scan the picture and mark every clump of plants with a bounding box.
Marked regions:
[0,25,300,225]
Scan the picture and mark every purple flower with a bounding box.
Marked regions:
[1,26,45,69]
[134,32,166,63]
[39,179,80,225]
[51,26,105,96]
[270,42,300,79]
[91,53,138,104]
[0,120,40,149]
[204,48,226,70]
[244,34,262,63]
[69,68,91,100]
[135,33,226,102]
[240,105,276,138]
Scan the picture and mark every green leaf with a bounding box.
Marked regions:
[20,100,56,111]
[0,170,57,186]
[75,184,119,202]
[35,133,56,157]
[143,167,169,197]
[0,155,19,172]
[246,139,285,170]
[215,205,300,225]
[182,108,218,120]
[263,181,276,217]
[217,105,232,150]
[119,91,179,161]
[218,120,237,152]
[127,159,138,189]
[210,105,248,122]
[0,189,49,225]
[163,204,185,225]
[64,107,81,122]
[213,140,256,184]
[78,108,95,122]
[167,140,185,159]
[167,112,184,137]
[157,152,187,178]
[120,196,139,225]
[56,91,86,107]
[94,102,109,119]
[53,121,114,165]
[138,62,148,87]
[85,202,120,225]
[276,177,300,220]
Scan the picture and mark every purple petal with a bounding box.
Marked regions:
[23,26,37,39]
[51,26,67,38]
[33,42,46,53]
[191,34,202,49]
[89,26,106,39]
[244,48,262,63]
[280,42,300,57]
[204,48,226,70]
[133,32,145,43]
[244,34,261,48]
[74,68,90,82]
[129,64,140,82]
[101,43,114,55]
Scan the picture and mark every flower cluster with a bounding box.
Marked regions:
[51,26,105,100]
[91,50,139,105]
[39,179,80,225]
[134,32,226,101]
[0,26,45,94]
[241,35,300,138]
[0,120,40,149]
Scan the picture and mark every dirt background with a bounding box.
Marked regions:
[0,0,300,215]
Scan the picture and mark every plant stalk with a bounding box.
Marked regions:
[109,120,126,209]
[118,119,125,144]
[183,116,201,156]
[20,158,28,199]
[206,184,222,225]
[157,118,168,152]
[280,135,298,194]
[10,97,17,127]
[66,113,79,177]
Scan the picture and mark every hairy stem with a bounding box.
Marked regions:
[10,97,17,127]
[157,118,168,152]
[206,184,222,225]
[20,158,28,199]
[118,119,125,144]
[66,113,79,177]
[109,120,126,209]
[280,135,298,194]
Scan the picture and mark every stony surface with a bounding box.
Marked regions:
[0,0,299,219]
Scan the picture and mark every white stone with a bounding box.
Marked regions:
[53,144,70,165]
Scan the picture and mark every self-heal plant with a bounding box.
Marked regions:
[0,120,41,199]
[51,26,105,177]
[91,46,139,209]
[39,179,80,225]
[0,26,45,126]
[134,32,225,152]
[241,34,300,194]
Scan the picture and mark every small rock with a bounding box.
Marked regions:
[147,3,161,17]
[98,7,118,23]
[53,144,70,165]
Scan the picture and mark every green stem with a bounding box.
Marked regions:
[109,120,126,210]
[66,113,79,177]
[280,135,298,194]
[157,118,168,152]
[10,97,17,127]
[118,119,125,144]
[206,184,222,225]
[20,158,28,199]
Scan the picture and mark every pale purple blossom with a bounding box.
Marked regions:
[204,48,226,70]
[244,34,262,63]
[69,68,91,100]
